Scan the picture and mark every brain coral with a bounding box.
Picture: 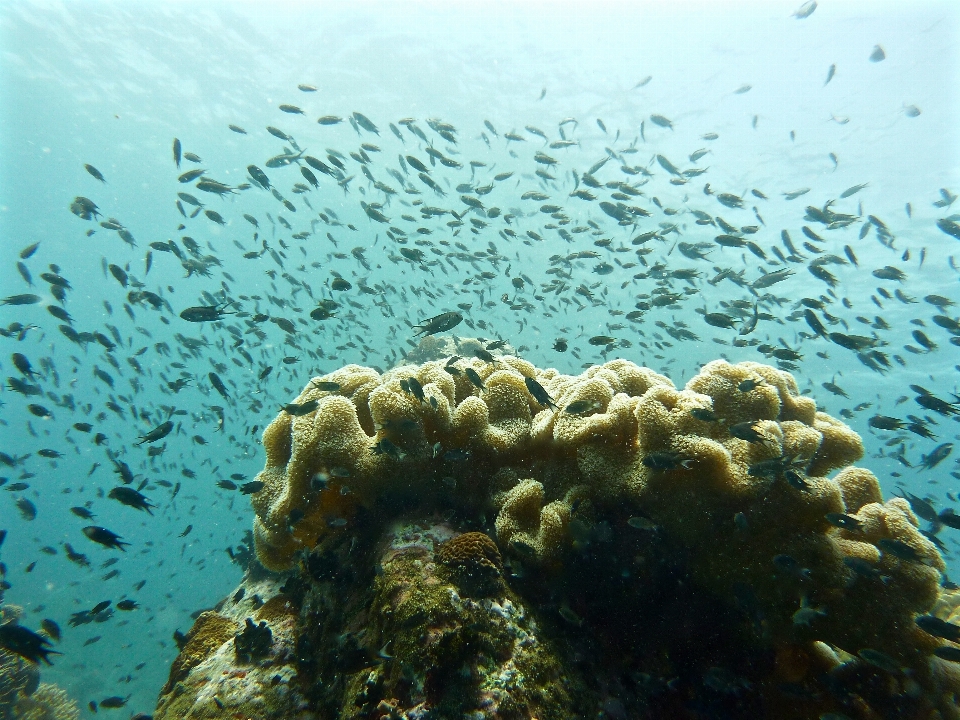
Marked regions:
[251,355,957,690]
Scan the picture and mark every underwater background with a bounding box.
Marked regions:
[0,0,959,716]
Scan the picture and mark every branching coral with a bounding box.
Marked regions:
[12,683,78,720]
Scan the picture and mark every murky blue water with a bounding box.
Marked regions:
[0,0,958,714]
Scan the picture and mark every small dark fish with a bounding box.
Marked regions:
[179,301,237,323]
[40,619,61,642]
[524,376,558,409]
[464,367,485,390]
[938,510,960,530]
[642,451,693,471]
[825,513,862,531]
[82,526,129,551]
[178,168,204,183]
[99,696,128,709]
[728,421,768,445]
[16,497,37,521]
[868,415,904,430]
[413,311,462,337]
[116,599,138,611]
[108,486,155,514]
[934,646,960,663]
[352,111,379,135]
[649,114,673,130]
[561,399,601,415]
[84,164,106,182]
[136,420,173,446]
[936,218,960,240]
[473,347,497,363]
[0,623,60,665]
[179,524,193,538]
[1,293,42,306]
[877,538,921,562]
[282,399,320,416]
[588,335,617,346]
[209,372,229,400]
[916,615,960,642]
[239,481,265,495]
[404,376,425,403]
[173,138,182,167]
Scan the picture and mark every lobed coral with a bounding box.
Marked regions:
[243,355,960,716]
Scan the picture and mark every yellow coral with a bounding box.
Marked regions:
[161,611,237,694]
[833,466,883,512]
[251,357,949,685]
[494,480,573,561]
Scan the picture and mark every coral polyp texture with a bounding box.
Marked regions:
[243,356,960,715]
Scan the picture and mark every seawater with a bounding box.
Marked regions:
[0,0,958,714]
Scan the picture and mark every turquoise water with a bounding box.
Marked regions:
[0,0,958,714]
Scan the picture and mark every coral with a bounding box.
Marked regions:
[833,465,883,512]
[494,480,574,562]
[12,683,78,720]
[160,611,237,694]
[435,531,504,595]
[231,355,959,717]
[1,647,40,720]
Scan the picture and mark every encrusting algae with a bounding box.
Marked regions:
[158,355,960,719]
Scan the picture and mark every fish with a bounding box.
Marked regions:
[642,451,693,471]
[0,623,61,664]
[824,513,862,531]
[413,311,463,337]
[82,526,129,551]
[524,376,558,409]
[792,1,817,19]
[84,164,106,182]
[936,218,960,240]
[1,293,42,306]
[840,183,868,198]
[564,399,603,415]
[108,486,155,514]
[824,64,836,85]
